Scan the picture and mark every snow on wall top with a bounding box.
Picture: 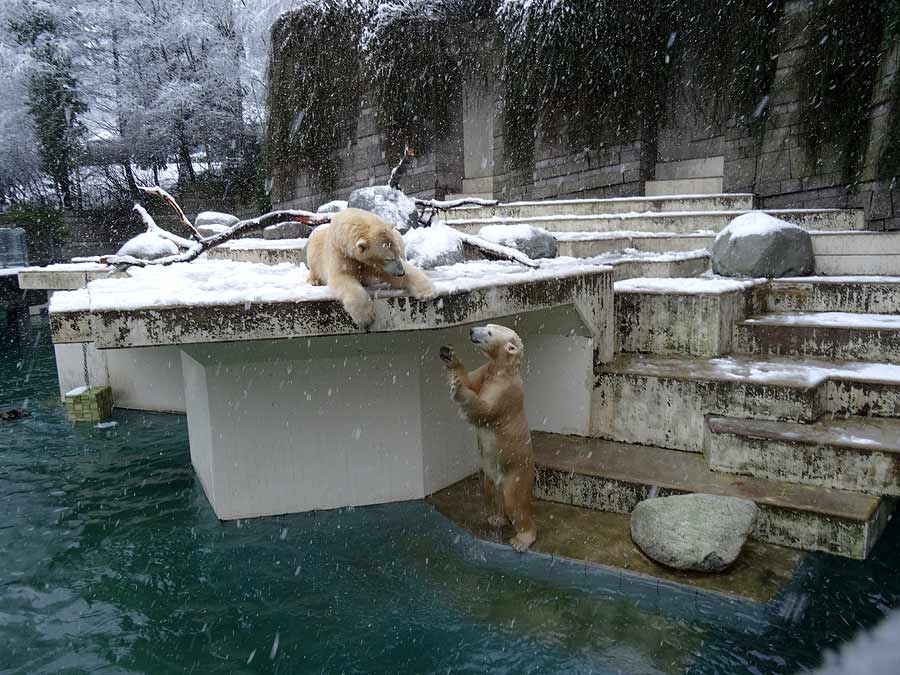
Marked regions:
[615,277,764,295]
[49,256,613,315]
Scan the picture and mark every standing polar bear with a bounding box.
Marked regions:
[306,208,435,328]
[441,324,537,552]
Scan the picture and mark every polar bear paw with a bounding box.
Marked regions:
[345,297,375,329]
[509,531,536,553]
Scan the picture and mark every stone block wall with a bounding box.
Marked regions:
[272,1,900,229]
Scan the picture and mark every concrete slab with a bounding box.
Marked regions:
[735,312,900,364]
[531,432,893,559]
[645,177,724,196]
[767,277,900,314]
[17,264,111,291]
[428,475,802,604]
[706,415,900,496]
[206,238,307,266]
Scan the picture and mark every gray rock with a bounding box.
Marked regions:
[347,186,419,232]
[197,223,231,238]
[477,224,558,259]
[0,227,28,268]
[195,211,239,229]
[316,200,348,214]
[403,224,465,269]
[630,493,758,572]
[263,221,313,240]
[712,212,814,278]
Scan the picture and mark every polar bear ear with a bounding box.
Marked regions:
[355,238,369,253]
[505,342,520,354]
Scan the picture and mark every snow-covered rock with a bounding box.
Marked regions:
[317,200,348,214]
[195,211,239,229]
[116,232,179,260]
[712,212,814,278]
[630,493,758,572]
[348,186,419,232]
[477,224,558,259]
[403,224,465,269]
[197,223,231,238]
[263,221,313,240]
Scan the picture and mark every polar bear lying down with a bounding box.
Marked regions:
[306,208,435,328]
[441,324,537,552]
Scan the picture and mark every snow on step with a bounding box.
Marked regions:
[614,277,761,294]
[531,431,889,559]
[706,415,900,497]
[593,353,900,453]
[735,312,900,364]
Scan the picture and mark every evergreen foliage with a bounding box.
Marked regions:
[266,1,367,193]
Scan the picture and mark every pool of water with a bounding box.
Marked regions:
[1,314,899,674]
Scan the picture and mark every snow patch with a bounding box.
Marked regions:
[117,233,179,260]
[716,212,803,242]
[744,312,900,330]
[615,277,763,295]
[65,386,88,397]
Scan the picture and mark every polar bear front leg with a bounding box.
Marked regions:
[329,272,375,328]
[402,263,436,299]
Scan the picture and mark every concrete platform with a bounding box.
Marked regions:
[49,259,615,520]
[442,209,865,235]
[206,238,307,266]
[706,415,900,496]
[645,177,724,196]
[593,353,900,452]
[735,312,900,364]
[531,432,894,559]
[17,263,111,291]
[428,475,802,603]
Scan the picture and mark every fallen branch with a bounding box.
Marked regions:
[137,185,204,241]
[389,146,414,190]
[457,232,540,269]
[415,197,499,210]
[77,208,330,269]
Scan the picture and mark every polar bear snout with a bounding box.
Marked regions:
[383,258,406,277]
[470,326,489,344]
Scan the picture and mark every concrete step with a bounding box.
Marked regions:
[442,209,865,235]
[613,277,762,356]
[447,193,754,221]
[645,177,724,196]
[655,156,725,181]
[734,312,900,364]
[809,231,900,275]
[593,353,900,452]
[766,276,900,314]
[531,432,893,559]
[705,415,900,497]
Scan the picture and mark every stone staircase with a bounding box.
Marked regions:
[535,275,900,560]
[440,193,900,560]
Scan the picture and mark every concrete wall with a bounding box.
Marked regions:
[271,1,900,229]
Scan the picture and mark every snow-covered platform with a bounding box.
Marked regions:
[48,258,614,520]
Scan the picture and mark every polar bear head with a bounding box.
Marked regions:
[469,323,524,367]
[336,208,407,277]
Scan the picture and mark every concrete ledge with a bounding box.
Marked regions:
[206,238,307,266]
[17,264,110,290]
[51,266,614,355]
[449,193,755,221]
[767,276,900,314]
[706,415,900,496]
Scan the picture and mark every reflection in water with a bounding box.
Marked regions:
[1,317,899,674]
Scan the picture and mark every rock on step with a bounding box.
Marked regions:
[592,354,900,452]
[531,432,892,559]
[734,312,900,364]
[705,415,900,496]
[630,493,758,572]
[766,277,900,314]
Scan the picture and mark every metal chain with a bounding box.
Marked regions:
[81,341,90,388]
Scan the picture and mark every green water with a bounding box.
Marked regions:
[2,316,899,675]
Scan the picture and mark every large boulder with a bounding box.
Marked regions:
[403,224,465,269]
[630,493,758,572]
[317,200,348,214]
[712,212,814,278]
[347,186,419,232]
[195,211,239,229]
[263,221,313,240]
[196,223,231,238]
[477,224,558,259]
[116,232,179,260]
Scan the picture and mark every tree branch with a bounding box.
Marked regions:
[136,185,204,241]
[457,233,540,269]
[389,145,414,189]
[133,204,194,249]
